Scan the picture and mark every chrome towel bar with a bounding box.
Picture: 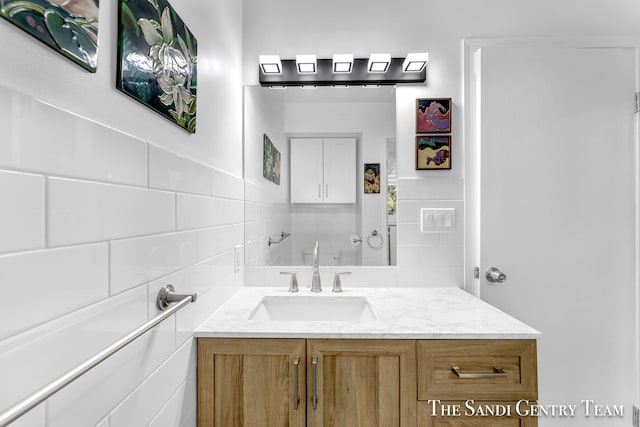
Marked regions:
[0,285,197,427]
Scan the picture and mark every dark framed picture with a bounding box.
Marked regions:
[263,134,281,185]
[364,163,380,194]
[116,0,197,133]
[416,98,451,133]
[416,135,451,170]
[0,0,99,72]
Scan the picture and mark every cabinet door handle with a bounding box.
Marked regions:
[325,184,329,198]
[318,184,321,199]
[293,356,300,410]
[312,355,318,410]
[451,366,507,379]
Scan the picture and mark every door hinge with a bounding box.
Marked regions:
[474,267,480,279]
[635,92,640,113]
[633,406,639,427]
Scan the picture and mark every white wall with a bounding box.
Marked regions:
[0,0,244,425]
[243,0,640,286]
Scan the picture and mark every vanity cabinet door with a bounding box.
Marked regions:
[198,338,306,427]
[306,339,417,427]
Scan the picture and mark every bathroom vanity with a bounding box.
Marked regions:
[195,288,540,426]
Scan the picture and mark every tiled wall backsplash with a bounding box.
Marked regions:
[0,86,243,426]
[396,177,464,286]
[244,175,465,288]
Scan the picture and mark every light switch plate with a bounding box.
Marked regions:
[421,208,456,233]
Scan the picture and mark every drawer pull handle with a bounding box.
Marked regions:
[312,355,318,410]
[451,366,507,379]
[293,356,300,410]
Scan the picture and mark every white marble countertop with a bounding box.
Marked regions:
[195,287,541,339]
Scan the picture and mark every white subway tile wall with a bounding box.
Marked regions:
[0,87,243,426]
[0,170,45,253]
[395,187,464,286]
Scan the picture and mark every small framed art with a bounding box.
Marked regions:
[263,134,281,185]
[416,98,451,133]
[364,163,380,194]
[416,135,451,170]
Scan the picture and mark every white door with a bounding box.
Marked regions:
[474,44,636,425]
[323,138,356,204]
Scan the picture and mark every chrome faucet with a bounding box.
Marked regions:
[311,240,322,292]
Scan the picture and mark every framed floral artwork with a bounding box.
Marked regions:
[263,134,281,185]
[416,135,451,170]
[416,98,451,133]
[0,0,99,72]
[116,0,197,133]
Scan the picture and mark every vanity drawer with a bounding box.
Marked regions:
[417,340,537,401]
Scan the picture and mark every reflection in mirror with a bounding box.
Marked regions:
[243,85,396,267]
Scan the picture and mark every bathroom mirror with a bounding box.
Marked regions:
[243,85,397,267]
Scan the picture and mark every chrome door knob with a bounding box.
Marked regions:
[486,267,507,283]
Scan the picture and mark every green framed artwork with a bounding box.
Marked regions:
[116,0,197,133]
[0,0,99,72]
[263,134,281,185]
[416,135,451,170]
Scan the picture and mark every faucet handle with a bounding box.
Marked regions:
[280,271,299,292]
[332,272,351,293]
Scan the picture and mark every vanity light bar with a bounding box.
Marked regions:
[259,53,427,87]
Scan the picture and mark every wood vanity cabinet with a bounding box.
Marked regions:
[197,338,416,427]
[198,338,537,427]
[416,340,538,427]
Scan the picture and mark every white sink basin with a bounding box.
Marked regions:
[248,295,376,322]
